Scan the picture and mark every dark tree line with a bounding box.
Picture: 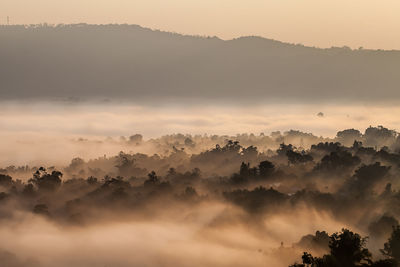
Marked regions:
[290,227,400,267]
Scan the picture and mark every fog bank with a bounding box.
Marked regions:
[1,101,399,166]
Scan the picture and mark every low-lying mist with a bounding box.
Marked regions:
[2,23,400,267]
[0,205,347,267]
[1,118,400,266]
[1,101,400,166]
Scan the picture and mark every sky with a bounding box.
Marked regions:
[1,0,400,50]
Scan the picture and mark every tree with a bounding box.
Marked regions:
[258,160,275,177]
[238,162,257,178]
[287,150,313,165]
[344,162,390,197]
[0,174,12,188]
[369,215,399,239]
[30,168,62,192]
[364,126,397,148]
[129,134,143,144]
[370,259,398,267]
[277,143,295,157]
[144,171,160,187]
[329,229,371,266]
[314,151,360,173]
[290,229,372,267]
[381,225,400,262]
[336,129,362,146]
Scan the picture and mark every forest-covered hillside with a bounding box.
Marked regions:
[1,24,399,103]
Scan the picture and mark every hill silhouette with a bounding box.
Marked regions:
[1,24,399,103]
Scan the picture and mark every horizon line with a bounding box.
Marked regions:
[1,22,399,52]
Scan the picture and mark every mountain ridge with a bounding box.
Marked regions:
[3,23,399,52]
[1,23,399,103]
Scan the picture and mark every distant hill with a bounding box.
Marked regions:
[0,24,399,103]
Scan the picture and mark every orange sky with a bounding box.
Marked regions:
[1,0,400,49]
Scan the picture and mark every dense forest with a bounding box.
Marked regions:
[1,125,400,266]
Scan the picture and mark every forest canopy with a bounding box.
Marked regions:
[1,125,400,266]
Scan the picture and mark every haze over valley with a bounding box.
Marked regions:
[1,7,400,266]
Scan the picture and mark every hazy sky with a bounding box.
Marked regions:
[1,0,400,50]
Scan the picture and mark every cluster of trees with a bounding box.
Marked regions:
[0,127,400,266]
[2,126,398,180]
[290,227,400,267]
[0,137,399,226]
